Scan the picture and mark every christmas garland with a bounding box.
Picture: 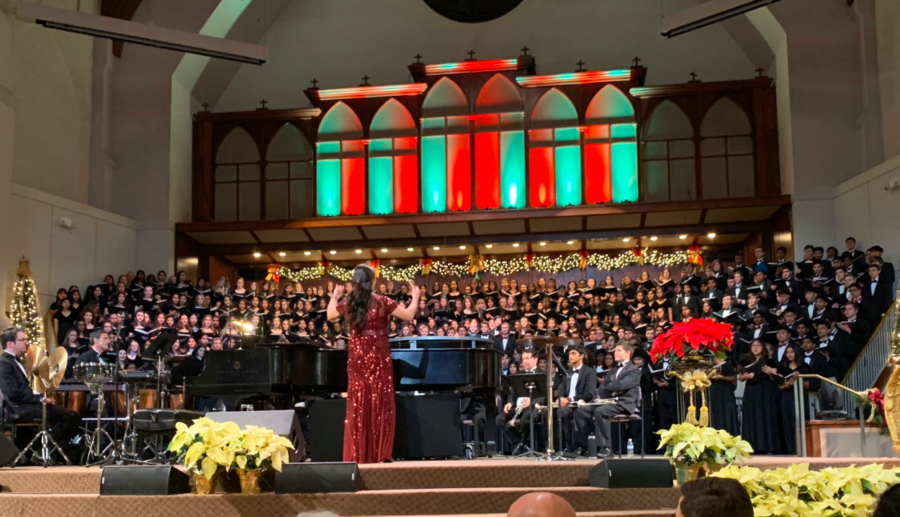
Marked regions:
[266,247,699,284]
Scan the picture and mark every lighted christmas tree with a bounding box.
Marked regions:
[7,259,45,350]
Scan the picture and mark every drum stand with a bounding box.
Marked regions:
[12,396,71,467]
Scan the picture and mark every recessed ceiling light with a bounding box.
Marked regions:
[253,252,261,258]
[539,242,546,246]
[330,250,336,255]
[355,249,362,254]
[459,245,466,250]
[513,243,520,247]
[650,236,658,241]
[707,232,717,239]
[381,248,388,253]
[304,251,311,256]
[407,247,414,252]
[567,240,575,245]
[485,244,493,249]
[278,252,286,257]
[679,235,688,240]
[433,246,440,251]
[623,237,631,243]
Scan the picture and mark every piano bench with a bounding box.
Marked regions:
[460,419,484,459]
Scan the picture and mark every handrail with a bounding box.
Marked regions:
[838,294,899,412]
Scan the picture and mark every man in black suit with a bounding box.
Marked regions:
[0,327,81,456]
[493,322,518,356]
[868,247,895,285]
[728,271,749,307]
[575,342,641,457]
[496,349,543,454]
[863,263,893,323]
[76,330,111,365]
[703,278,723,312]
[556,346,598,453]
[836,303,871,362]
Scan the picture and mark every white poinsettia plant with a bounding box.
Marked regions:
[657,422,753,467]
[713,462,900,517]
[168,418,293,480]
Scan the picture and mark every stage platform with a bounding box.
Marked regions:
[0,458,897,517]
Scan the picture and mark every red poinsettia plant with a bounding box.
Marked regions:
[650,319,733,362]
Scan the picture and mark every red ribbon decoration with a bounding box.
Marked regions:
[266,265,280,284]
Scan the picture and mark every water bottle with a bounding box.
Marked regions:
[626,439,634,458]
[587,433,597,458]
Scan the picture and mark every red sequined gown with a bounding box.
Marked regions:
[336,294,397,463]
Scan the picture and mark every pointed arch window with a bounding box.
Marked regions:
[700,98,754,199]
[473,74,525,209]
[266,123,314,219]
[641,100,696,202]
[584,85,638,204]
[214,127,260,221]
[369,99,419,215]
[529,88,581,207]
[421,78,471,212]
[317,102,365,216]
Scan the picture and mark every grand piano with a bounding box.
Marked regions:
[185,336,500,402]
[184,336,502,453]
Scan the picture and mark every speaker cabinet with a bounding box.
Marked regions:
[206,410,306,462]
[0,433,20,467]
[101,466,191,495]
[275,462,361,494]
[588,459,674,489]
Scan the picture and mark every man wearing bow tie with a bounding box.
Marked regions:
[0,327,81,460]
[496,349,543,455]
[557,346,598,454]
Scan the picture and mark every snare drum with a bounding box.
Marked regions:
[73,362,116,384]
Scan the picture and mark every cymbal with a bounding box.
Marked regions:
[25,345,45,380]
[48,347,68,388]
[518,337,583,349]
[34,358,51,395]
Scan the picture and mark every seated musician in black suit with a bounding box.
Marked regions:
[496,348,543,455]
[0,326,81,456]
[556,346,598,454]
[76,330,111,365]
[574,341,641,458]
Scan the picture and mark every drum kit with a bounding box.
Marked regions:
[13,346,69,467]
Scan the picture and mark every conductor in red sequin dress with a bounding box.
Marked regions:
[327,264,420,463]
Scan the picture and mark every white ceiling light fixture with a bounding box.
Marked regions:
[485,244,493,249]
[660,0,782,38]
[459,245,466,250]
[567,240,575,245]
[381,248,388,253]
[329,250,337,255]
[17,3,268,65]
[253,252,261,258]
[512,243,520,248]
[407,247,415,252]
[622,237,631,243]
[650,236,658,241]
[707,232,717,239]
[433,246,440,251]
[278,252,286,257]
[355,249,363,254]
[539,242,546,246]
[679,235,688,240]
[303,251,311,256]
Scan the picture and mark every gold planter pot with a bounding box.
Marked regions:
[191,469,222,495]
[236,468,265,495]
[673,462,702,486]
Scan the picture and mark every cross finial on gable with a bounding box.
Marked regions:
[466,50,476,61]
[576,60,586,72]
[632,56,641,67]
[310,78,319,89]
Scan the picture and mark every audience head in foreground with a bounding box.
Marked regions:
[506,491,576,517]
[874,483,900,517]
[676,477,752,517]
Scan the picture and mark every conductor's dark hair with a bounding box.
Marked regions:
[678,477,752,517]
[0,326,24,350]
[345,264,376,332]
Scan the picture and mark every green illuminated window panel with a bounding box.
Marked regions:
[421,135,446,213]
[500,130,525,208]
[554,128,581,207]
[611,142,638,202]
[316,159,341,216]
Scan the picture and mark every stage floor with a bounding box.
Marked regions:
[0,457,897,517]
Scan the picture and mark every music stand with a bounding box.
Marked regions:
[506,373,547,460]
[520,337,582,461]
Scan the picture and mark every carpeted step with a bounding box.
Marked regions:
[0,487,681,516]
[359,459,603,490]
